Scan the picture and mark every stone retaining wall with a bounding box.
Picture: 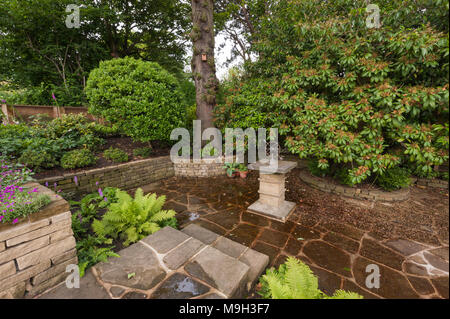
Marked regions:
[0,183,77,298]
[38,156,175,195]
[298,170,410,202]
[415,178,448,189]
[174,158,226,177]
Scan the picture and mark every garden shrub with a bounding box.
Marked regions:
[133,146,153,158]
[216,0,449,185]
[258,257,363,299]
[376,167,412,191]
[103,147,129,163]
[60,149,97,169]
[86,57,186,142]
[18,142,59,170]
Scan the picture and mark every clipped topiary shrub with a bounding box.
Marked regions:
[85,57,186,142]
[103,147,129,163]
[61,149,97,169]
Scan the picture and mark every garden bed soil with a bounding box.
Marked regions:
[34,137,170,180]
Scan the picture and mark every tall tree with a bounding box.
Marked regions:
[190,0,219,131]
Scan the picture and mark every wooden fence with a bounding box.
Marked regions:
[1,104,97,123]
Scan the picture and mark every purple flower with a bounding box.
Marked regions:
[12,218,18,224]
[1,99,6,104]
[98,188,103,197]
[52,93,57,101]
[74,176,78,186]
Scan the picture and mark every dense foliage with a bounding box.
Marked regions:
[258,257,363,299]
[0,114,116,171]
[216,0,449,185]
[0,0,191,106]
[86,57,186,143]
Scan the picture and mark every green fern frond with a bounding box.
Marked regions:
[258,257,363,300]
[327,290,364,299]
[150,210,176,223]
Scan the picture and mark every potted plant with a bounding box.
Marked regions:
[238,164,248,178]
[223,162,239,178]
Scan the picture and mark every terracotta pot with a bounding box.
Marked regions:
[239,170,248,178]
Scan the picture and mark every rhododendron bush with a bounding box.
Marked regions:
[215,0,449,185]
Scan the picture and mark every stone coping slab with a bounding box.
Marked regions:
[248,160,297,174]
[247,200,296,223]
[37,225,269,299]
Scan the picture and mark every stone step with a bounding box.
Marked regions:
[37,225,269,299]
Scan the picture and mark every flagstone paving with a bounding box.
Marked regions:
[149,169,449,299]
[36,168,449,299]
[37,225,269,299]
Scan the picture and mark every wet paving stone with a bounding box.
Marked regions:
[284,237,303,256]
[123,291,148,299]
[319,221,365,241]
[309,265,342,296]
[323,232,360,254]
[430,276,449,299]
[151,273,210,299]
[251,241,281,265]
[258,229,289,248]
[360,238,405,271]
[291,225,321,241]
[407,276,436,295]
[353,256,419,299]
[164,201,187,213]
[429,247,449,262]
[241,212,270,227]
[423,251,449,272]
[176,211,203,226]
[226,223,261,246]
[302,241,351,277]
[203,211,241,230]
[383,239,428,256]
[191,219,226,236]
[270,220,297,233]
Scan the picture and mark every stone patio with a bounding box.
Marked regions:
[37,225,269,299]
[36,168,449,299]
[144,172,449,299]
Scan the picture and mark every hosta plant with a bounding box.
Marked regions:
[92,188,177,246]
[258,257,363,299]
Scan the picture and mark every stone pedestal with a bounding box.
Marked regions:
[247,161,297,222]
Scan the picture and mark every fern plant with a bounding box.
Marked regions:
[92,188,177,246]
[259,257,363,299]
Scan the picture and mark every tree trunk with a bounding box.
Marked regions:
[191,0,218,131]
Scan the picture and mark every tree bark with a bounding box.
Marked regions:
[191,0,218,131]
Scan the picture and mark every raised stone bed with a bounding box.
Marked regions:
[38,225,269,299]
[0,183,77,298]
[298,169,410,202]
[38,156,175,195]
[174,157,226,177]
[414,177,448,189]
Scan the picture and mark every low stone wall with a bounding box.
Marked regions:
[298,169,410,202]
[0,183,77,298]
[415,177,448,189]
[38,156,175,195]
[174,158,226,177]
